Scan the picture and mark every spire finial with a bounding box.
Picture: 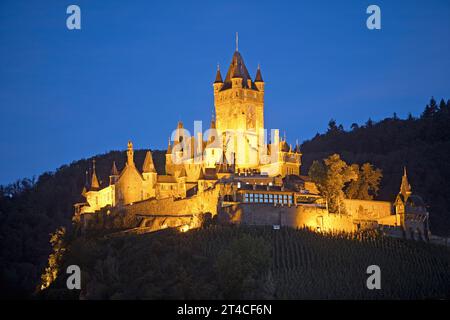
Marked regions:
[217,63,220,71]
[235,32,239,52]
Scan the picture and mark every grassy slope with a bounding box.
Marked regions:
[42,225,450,300]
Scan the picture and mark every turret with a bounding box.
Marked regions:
[126,141,134,167]
[213,64,223,95]
[231,61,243,89]
[90,159,100,191]
[142,150,156,175]
[400,166,412,199]
[254,64,264,92]
[142,150,157,198]
[109,161,119,185]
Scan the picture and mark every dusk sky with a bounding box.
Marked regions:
[1,0,449,184]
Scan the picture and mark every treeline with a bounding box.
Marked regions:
[0,149,166,298]
[301,98,450,235]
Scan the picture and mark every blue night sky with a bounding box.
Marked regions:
[0,0,449,184]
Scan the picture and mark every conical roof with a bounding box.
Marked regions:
[214,66,223,83]
[220,51,254,91]
[142,150,156,173]
[400,166,412,198]
[255,65,264,82]
[90,160,100,190]
[110,161,119,176]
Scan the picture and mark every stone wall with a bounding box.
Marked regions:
[123,186,219,217]
[343,199,392,219]
[78,185,220,233]
[220,202,355,232]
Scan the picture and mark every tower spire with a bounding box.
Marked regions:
[235,32,239,52]
[400,166,412,198]
[90,159,100,190]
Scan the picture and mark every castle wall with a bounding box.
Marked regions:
[123,185,219,217]
[221,203,355,232]
[343,199,393,219]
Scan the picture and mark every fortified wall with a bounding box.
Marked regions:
[77,186,220,233]
[219,203,356,233]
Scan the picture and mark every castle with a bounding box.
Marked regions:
[74,45,430,240]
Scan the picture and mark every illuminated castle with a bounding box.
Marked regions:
[75,44,429,240]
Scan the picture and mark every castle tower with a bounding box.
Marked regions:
[400,166,412,199]
[127,141,134,167]
[394,167,412,225]
[142,150,157,177]
[90,159,100,190]
[213,45,265,170]
[254,64,264,92]
[213,64,223,94]
[214,50,265,134]
[142,150,157,199]
[109,161,119,185]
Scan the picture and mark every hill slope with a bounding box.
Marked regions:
[0,149,166,298]
[42,225,450,300]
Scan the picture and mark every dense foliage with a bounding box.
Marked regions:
[302,98,450,235]
[41,225,450,299]
[0,149,166,298]
[308,154,382,213]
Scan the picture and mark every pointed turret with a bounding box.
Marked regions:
[254,64,264,92]
[90,159,100,190]
[176,167,187,179]
[142,150,156,173]
[82,170,89,196]
[110,161,119,176]
[214,64,223,83]
[255,64,263,82]
[109,161,119,185]
[400,166,412,199]
[213,64,224,95]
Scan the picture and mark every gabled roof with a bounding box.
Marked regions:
[220,51,257,91]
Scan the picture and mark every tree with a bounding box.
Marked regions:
[327,119,338,133]
[39,227,66,291]
[345,163,382,200]
[422,97,438,118]
[309,154,357,214]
